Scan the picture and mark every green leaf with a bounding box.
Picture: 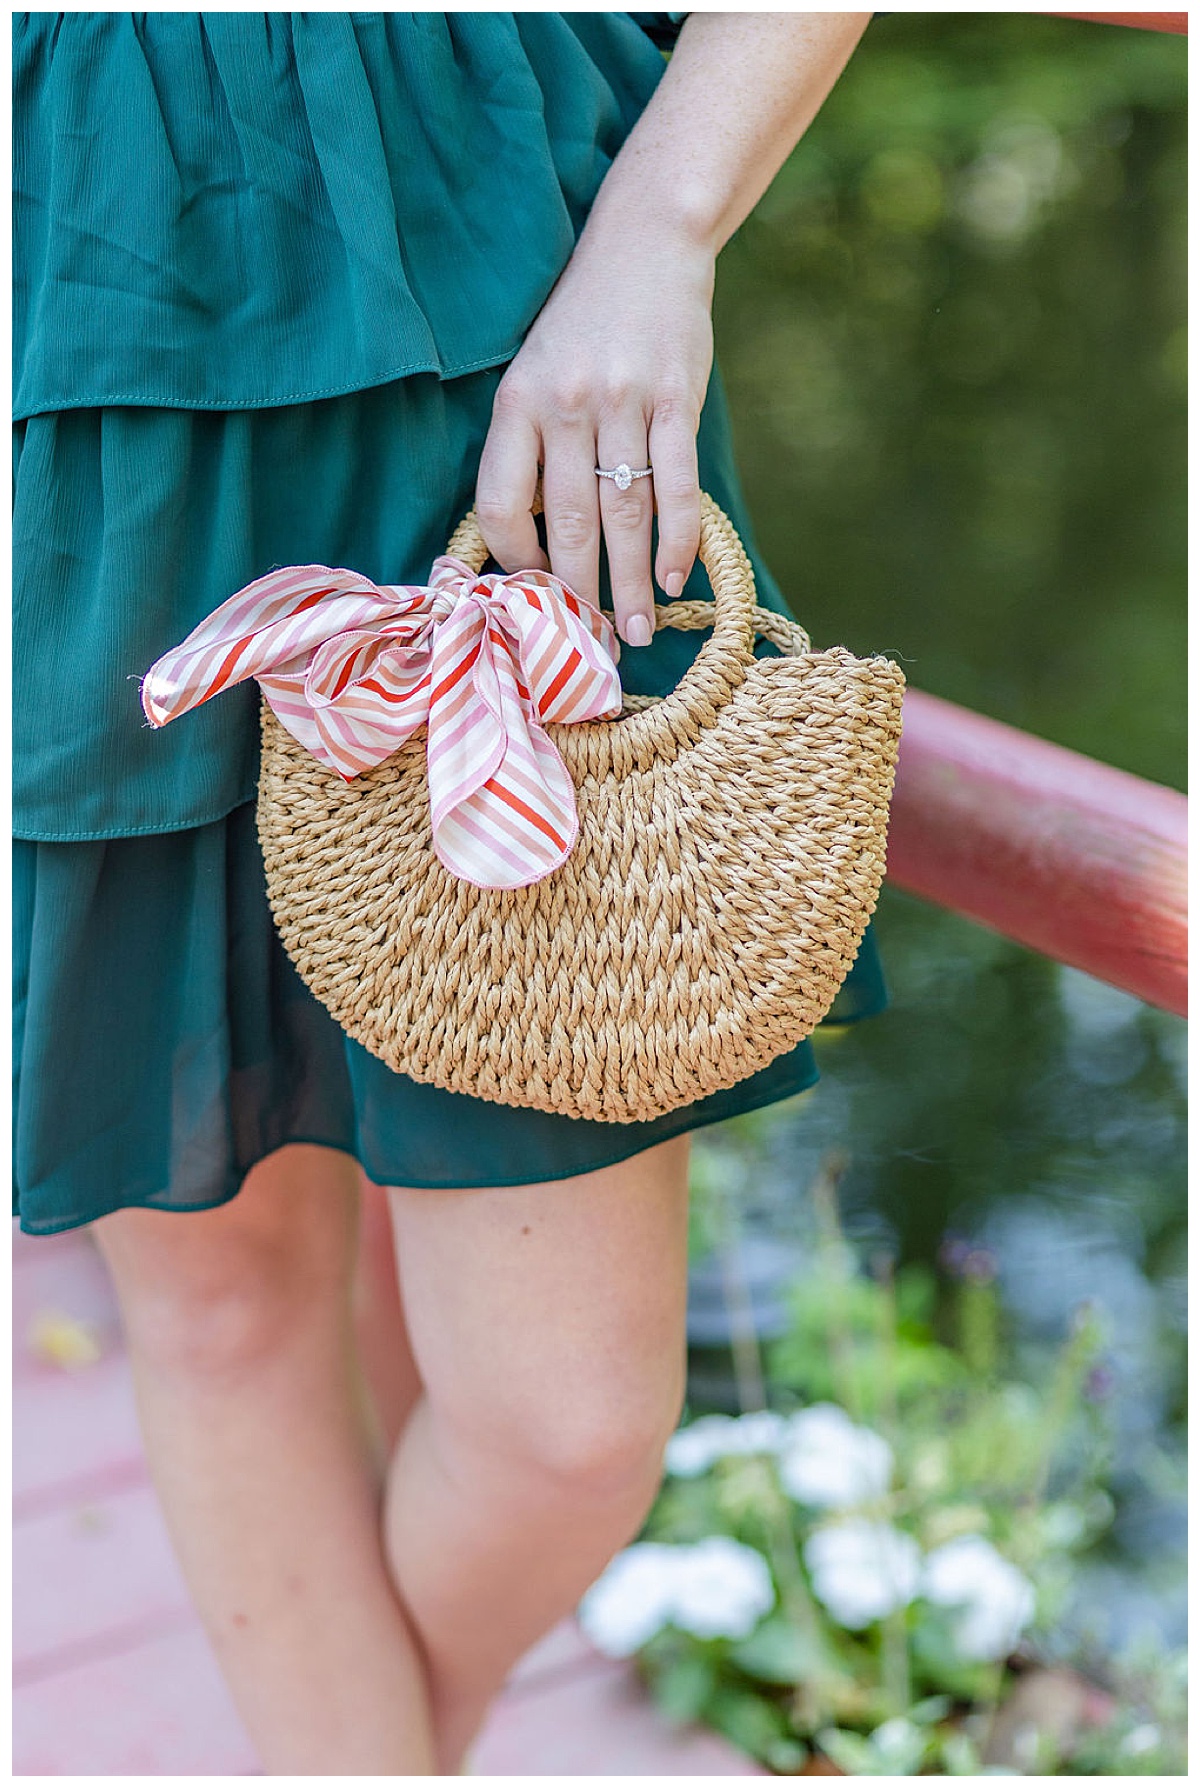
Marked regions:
[895,1262,937,1326]
[707,1686,791,1760]
[937,1729,985,1775]
[765,1735,811,1773]
[729,1614,848,1686]
[908,1693,954,1725]
[909,1611,1000,1702]
[870,1716,932,1774]
[815,1727,885,1775]
[649,1653,718,1726]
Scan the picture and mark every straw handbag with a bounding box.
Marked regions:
[254,490,905,1124]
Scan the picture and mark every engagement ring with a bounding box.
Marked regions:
[595,462,653,492]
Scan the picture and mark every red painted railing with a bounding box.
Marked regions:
[1050,14,1187,33]
[886,691,1187,1016]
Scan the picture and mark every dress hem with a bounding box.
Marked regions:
[11,341,524,426]
[13,798,260,845]
[13,1060,830,1236]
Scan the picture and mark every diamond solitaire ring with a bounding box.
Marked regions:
[595,462,653,492]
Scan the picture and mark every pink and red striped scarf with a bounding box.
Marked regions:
[141,556,623,889]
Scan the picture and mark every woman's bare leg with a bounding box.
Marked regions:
[383,1134,691,1773]
[93,1145,436,1775]
[353,1172,424,1460]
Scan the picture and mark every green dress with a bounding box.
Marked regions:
[12,12,886,1235]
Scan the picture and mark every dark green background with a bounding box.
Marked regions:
[703,12,1186,1652]
[718,11,1185,790]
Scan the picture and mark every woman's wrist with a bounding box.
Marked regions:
[580,166,726,266]
[566,185,717,310]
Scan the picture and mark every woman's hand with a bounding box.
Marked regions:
[475,217,717,647]
[474,12,871,649]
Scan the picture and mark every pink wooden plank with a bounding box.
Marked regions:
[1049,12,1187,31]
[889,688,1187,1015]
[12,1225,146,1514]
[14,1481,192,1678]
[12,1228,119,1346]
[502,1614,608,1693]
[472,1654,768,1776]
[12,1219,96,1265]
[12,1623,261,1777]
[10,1215,146,1509]
[12,1349,146,1515]
[13,1612,760,1777]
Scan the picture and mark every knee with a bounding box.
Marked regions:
[93,1162,353,1383]
[445,1359,688,1509]
[99,1224,323,1383]
[517,1373,687,1507]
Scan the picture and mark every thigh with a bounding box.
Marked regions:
[385,1135,691,1450]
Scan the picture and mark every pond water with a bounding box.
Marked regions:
[691,13,1186,1656]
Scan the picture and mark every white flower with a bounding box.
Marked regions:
[577,1543,679,1656]
[777,1403,894,1509]
[664,1409,788,1478]
[578,1537,775,1655]
[922,1535,1037,1662]
[870,1717,928,1774]
[1119,1724,1161,1758]
[668,1536,776,1640]
[804,1519,922,1629]
[728,1409,790,1454]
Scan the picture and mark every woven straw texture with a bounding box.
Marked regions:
[256,491,905,1123]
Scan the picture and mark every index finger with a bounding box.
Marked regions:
[475,391,549,575]
[648,405,701,600]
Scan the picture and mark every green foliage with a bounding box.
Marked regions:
[767,1261,967,1418]
[717,12,1186,791]
[730,1614,843,1687]
[817,1718,934,1777]
[1062,1636,1187,1775]
[646,1646,719,1725]
[612,1182,1185,1774]
[707,1686,797,1760]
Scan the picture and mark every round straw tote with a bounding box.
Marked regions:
[256,489,905,1124]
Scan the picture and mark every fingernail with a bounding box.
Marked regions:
[665,571,684,599]
[626,613,653,648]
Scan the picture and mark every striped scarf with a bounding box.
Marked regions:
[141,556,623,889]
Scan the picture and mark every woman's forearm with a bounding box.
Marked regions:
[585,12,871,256]
[474,13,872,637]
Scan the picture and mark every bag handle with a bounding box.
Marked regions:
[446,484,808,775]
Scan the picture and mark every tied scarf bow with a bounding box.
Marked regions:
[141,556,624,889]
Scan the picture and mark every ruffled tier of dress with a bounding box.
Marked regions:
[14,11,683,417]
